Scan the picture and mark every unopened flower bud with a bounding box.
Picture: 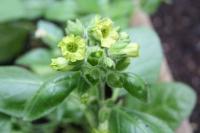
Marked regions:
[66,19,84,36]
[50,57,74,71]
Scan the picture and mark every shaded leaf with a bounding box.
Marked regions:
[0,23,29,63]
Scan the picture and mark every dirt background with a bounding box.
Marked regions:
[151,0,200,132]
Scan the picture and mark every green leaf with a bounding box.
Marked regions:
[53,94,84,123]
[122,73,148,102]
[16,48,52,74]
[0,113,11,133]
[109,108,173,133]
[125,82,197,129]
[44,0,77,22]
[127,27,163,83]
[0,67,80,121]
[140,0,164,14]
[0,23,29,63]
[108,1,133,18]
[22,0,49,19]
[75,0,101,14]
[24,72,80,120]
[36,20,64,48]
[0,0,24,22]
[0,66,42,117]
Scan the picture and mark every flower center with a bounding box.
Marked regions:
[67,42,78,53]
[101,27,110,38]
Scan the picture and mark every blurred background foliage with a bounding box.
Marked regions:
[0,0,167,64]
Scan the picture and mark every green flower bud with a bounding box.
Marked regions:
[50,57,74,71]
[58,34,86,62]
[89,16,119,48]
[116,57,131,71]
[80,93,89,104]
[88,50,103,66]
[66,19,84,36]
[103,57,115,68]
[121,43,140,57]
[110,43,139,57]
[119,32,130,43]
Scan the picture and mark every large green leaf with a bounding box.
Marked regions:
[0,67,80,120]
[0,23,29,63]
[121,73,148,102]
[23,72,80,120]
[125,82,197,129]
[109,108,173,133]
[0,67,42,117]
[16,48,52,74]
[127,27,163,83]
[0,113,11,133]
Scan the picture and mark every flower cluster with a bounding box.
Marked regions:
[51,16,139,71]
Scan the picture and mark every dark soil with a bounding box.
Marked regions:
[151,0,200,132]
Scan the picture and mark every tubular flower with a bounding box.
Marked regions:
[109,43,139,57]
[50,57,74,71]
[121,43,140,57]
[89,16,119,48]
[58,34,86,62]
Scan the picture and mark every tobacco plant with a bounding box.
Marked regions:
[0,16,196,133]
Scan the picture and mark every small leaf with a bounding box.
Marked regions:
[122,73,148,102]
[36,20,64,48]
[109,108,173,133]
[24,72,80,120]
[125,82,197,129]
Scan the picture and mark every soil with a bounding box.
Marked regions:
[151,0,200,132]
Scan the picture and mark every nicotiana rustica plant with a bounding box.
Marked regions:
[0,16,196,133]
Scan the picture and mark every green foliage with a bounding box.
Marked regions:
[125,82,196,129]
[0,16,196,133]
[127,27,163,83]
[121,73,148,102]
[0,113,11,133]
[109,108,173,133]
[36,20,64,48]
[16,48,52,74]
[0,23,29,63]
[0,66,80,121]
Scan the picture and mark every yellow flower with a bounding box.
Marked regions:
[58,34,86,62]
[50,57,74,71]
[89,16,119,48]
